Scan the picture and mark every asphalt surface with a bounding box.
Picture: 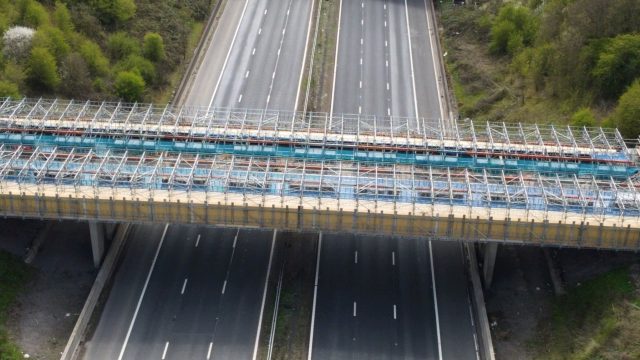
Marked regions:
[84,226,275,360]
[312,0,479,358]
[313,234,439,359]
[83,0,314,357]
[185,0,313,110]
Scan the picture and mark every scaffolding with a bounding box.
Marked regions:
[0,98,635,178]
[1,143,640,222]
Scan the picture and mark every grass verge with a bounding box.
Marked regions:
[530,266,640,360]
[0,251,32,360]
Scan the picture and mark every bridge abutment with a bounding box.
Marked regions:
[482,243,498,288]
[89,222,116,268]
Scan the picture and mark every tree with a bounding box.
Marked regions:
[27,47,60,91]
[91,0,136,25]
[489,5,537,56]
[53,2,74,34]
[0,80,20,98]
[2,26,35,60]
[114,71,145,102]
[143,32,165,62]
[570,108,596,128]
[33,26,70,62]
[20,0,49,28]
[107,32,139,61]
[60,52,93,99]
[79,40,109,77]
[611,81,640,139]
[592,34,640,99]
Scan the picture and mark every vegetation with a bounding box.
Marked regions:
[0,0,212,102]
[0,251,32,360]
[531,266,640,359]
[438,0,640,137]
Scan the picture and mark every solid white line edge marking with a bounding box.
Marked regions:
[207,342,213,360]
[307,232,322,360]
[117,223,169,360]
[161,341,169,360]
[329,0,344,120]
[252,229,278,360]
[208,0,250,110]
[429,241,443,360]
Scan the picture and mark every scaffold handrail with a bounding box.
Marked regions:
[0,98,630,162]
[0,143,639,219]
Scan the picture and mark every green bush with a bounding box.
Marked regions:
[79,40,109,77]
[27,47,59,91]
[91,0,137,25]
[107,32,139,61]
[115,54,156,85]
[33,26,70,62]
[570,108,596,128]
[611,81,640,139]
[53,2,74,34]
[0,80,20,98]
[592,34,640,99]
[489,5,537,56]
[114,70,144,102]
[142,32,165,62]
[19,0,49,28]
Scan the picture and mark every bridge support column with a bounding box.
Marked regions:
[482,243,498,288]
[89,221,105,268]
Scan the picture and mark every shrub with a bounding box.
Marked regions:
[114,70,144,102]
[53,2,74,34]
[92,0,137,25]
[490,5,537,56]
[114,54,156,85]
[20,0,49,28]
[0,80,20,98]
[27,47,60,91]
[107,32,139,61]
[570,108,596,128]
[33,26,70,62]
[142,32,165,62]
[59,52,93,99]
[79,40,109,77]
[611,81,640,139]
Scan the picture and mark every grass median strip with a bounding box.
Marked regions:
[0,251,32,359]
[304,0,340,113]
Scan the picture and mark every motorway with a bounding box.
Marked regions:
[184,0,313,110]
[311,0,479,358]
[82,0,314,357]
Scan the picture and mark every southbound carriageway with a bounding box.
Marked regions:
[0,98,640,250]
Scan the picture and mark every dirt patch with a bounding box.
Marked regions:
[0,220,96,360]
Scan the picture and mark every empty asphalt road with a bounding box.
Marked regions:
[311,0,479,358]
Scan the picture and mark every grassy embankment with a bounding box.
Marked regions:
[438,2,568,125]
[530,266,640,359]
[0,251,32,360]
[437,0,640,133]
